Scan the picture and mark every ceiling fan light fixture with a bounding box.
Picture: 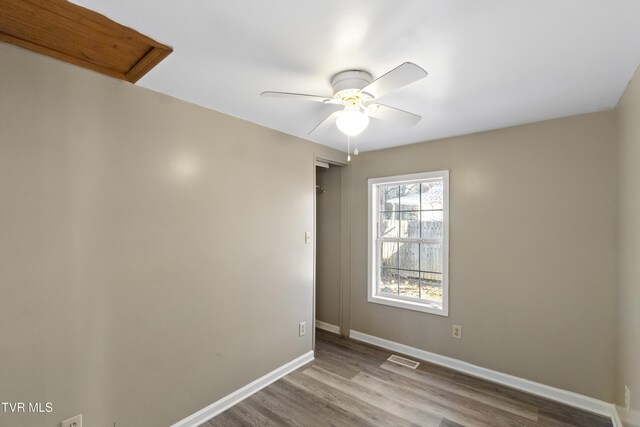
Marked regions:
[260,62,427,138]
[336,105,369,136]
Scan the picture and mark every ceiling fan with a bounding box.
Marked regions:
[261,62,428,139]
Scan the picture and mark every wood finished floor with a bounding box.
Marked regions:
[207,329,612,427]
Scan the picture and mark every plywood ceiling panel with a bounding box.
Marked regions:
[0,0,171,83]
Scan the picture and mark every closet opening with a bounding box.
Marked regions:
[313,157,348,349]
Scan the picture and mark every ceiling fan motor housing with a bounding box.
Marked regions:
[331,70,373,101]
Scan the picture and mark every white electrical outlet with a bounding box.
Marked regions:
[299,322,307,336]
[452,324,462,339]
[61,414,82,427]
[625,385,631,413]
[305,231,312,244]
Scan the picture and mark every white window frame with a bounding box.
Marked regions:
[367,170,449,316]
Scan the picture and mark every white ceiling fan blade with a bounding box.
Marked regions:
[309,111,340,135]
[360,62,428,99]
[261,91,340,104]
[368,104,422,128]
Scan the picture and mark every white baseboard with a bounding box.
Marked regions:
[170,350,314,427]
[611,405,623,427]
[315,320,340,334]
[349,330,618,423]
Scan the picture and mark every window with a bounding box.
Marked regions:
[368,171,449,316]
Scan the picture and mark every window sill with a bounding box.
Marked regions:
[368,294,448,316]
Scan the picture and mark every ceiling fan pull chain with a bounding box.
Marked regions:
[347,136,351,162]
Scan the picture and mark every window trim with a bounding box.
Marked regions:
[367,170,449,316]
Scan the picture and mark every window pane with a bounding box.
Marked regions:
[399,183,420,211]
[381,242,398,268]
[400,211,420,238]
[398,242,419,270]
[379,185,399,212]
[421,180,444,210]
[379,268,398,294]
[421,210,443,240]
[420,272,443,303]
[399,270,420,298]
[420,243,442,273]
[379,214,399,238]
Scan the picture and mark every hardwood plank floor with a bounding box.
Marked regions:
[206,329,612,427]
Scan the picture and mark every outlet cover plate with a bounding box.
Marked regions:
[452,324,462,339]
[61,414,82,427]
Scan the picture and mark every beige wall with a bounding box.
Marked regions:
[315,166,342,327]
[349,111,617,401]
[0,44,344,427]
[616,65,640,426]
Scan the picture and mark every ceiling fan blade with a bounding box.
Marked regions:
[261,91,339,104]
[360,62,428,99]
[367,103,422,128]
[309,111,340,135]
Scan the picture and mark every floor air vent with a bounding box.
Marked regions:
[387,355,420,369]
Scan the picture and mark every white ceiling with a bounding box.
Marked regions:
[73,0,640,152]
